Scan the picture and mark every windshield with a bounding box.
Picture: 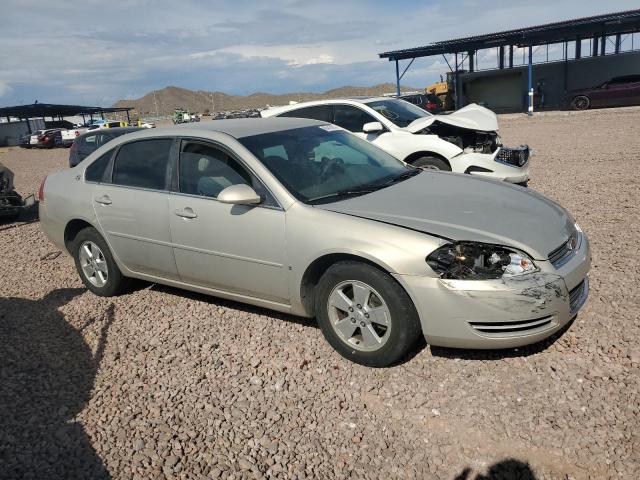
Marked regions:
[239,125,416,204]
[365,99,431,128]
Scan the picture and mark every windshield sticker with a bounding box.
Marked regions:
[319,124,342,132]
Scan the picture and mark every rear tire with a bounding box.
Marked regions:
[571,95,590,111]
[72,227,130,296]
[412,156,451,171]
[315,261,422,367]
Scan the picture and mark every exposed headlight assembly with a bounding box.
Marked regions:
[426,242,537,280]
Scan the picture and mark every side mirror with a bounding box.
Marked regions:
[363,121,384,134]
[217,184,261,205]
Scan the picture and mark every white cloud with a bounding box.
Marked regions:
[0,82,11,97]
[0,0,635,105]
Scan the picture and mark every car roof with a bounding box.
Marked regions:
[155,117,327,139]
[261,97,397,117]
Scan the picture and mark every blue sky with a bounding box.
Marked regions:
[0,0,635,106]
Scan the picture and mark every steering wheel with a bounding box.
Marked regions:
[320,157,345,180]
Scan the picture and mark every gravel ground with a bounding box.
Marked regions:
[0,107,638,480]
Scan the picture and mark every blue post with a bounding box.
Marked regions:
[395,60,400,96]
[527,45,533,116]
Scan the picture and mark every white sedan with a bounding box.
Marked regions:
[262,98,530,185]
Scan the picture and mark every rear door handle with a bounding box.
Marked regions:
[95,195,112,205]
[174,207,197,219]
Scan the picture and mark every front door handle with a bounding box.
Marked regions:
[95,195,112,205]
[174,207,197,219]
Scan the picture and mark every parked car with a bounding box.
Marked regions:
[568,74,640,110]
[19,132,36,148]
[262,98,530,185]
[69,127,142,167]
[398,93,443,113]
[39,118,589,367]
[36,129,63,149]
[59,126,90,147]
[19,129,47,148]
[1,162,36,222]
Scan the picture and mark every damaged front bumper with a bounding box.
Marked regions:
[0,192,36,219]
[455,145,531,184]
[394,232,591,349]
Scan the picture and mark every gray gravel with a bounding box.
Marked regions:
[1,107,639,479]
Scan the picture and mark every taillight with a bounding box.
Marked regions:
[426,102,437,109]
[38,176,47,203]
[75,131,80,136]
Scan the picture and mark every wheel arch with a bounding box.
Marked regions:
[299,252,403,317]
[404,151,451,169]
[64,218,97,254]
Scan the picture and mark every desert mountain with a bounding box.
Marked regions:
[113,84,419,115]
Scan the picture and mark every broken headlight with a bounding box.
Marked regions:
[426,242,537,280]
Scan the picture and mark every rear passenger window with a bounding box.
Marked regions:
[112,139,172,190]
[82,134,97,147]
[85,150,113,183]
[280,105,333,122]
[333,105,377,132]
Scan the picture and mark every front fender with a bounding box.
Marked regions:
[285,203,442,316]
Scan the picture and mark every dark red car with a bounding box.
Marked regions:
[568,75,640,110]
[398,93,443,113]
[35,129,63,149]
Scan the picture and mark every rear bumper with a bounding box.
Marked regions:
[394,233,591,349]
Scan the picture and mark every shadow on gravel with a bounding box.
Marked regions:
[0,289,112,479]
[430,317,576,361]
[454,458,537,479]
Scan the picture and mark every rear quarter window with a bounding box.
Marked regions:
[112,138,173,190]
[85,149,114,182]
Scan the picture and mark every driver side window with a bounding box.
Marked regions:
[333,105,377,132]
[178,141,277,207]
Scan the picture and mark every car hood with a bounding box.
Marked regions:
[315,172,574,260]
[404,103,499,133]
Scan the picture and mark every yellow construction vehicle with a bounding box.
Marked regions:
[425,73,456,111]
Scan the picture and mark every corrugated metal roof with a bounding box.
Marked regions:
[380,9,640,60]
[0,103,133,119]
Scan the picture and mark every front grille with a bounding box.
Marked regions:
[495,145,529,167]
[548,231,580,268]
[469,315,555,338]
[569,278,588,314]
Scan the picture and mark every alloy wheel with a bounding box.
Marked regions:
[78,241,108,287]
[327,280,391,352]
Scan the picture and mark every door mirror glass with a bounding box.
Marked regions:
[217,184,261,205]
[363,121,384,133]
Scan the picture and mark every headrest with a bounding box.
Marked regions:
[197,157,210,172]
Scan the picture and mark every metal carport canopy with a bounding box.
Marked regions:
[378,9,640,60]
[0,103,133,119]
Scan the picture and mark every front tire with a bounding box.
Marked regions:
[412,156,451,171]
[72,227,130,296]
[315,261,422,367]
[571,95,590,110]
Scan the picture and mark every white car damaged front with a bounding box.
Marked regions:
[364,100,531,185]
[263,98,531,185]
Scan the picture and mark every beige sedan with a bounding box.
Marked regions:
[39,118,590,366]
